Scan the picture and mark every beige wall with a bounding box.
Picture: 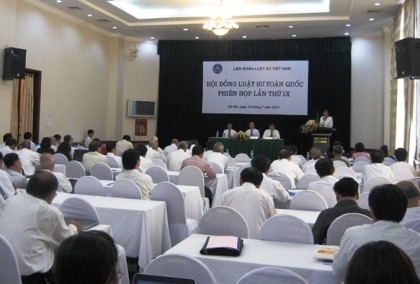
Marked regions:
[1,0,391,148]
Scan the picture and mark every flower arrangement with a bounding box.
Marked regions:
[235,131,248,141]
[299,119,319,134]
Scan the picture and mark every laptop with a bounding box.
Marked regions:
[64,217,99,231]
[132,274,195,284]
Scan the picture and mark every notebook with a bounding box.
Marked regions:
[132,274,195,284]
[64,217,99,231]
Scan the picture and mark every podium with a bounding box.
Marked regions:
[311,127,335,156]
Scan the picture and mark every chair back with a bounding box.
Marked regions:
[333,160,347,169]
[178,166,205,198]
[106,155,120,168]
[90,162,113,180]
[357,192,370,210]
[199,206,249,238]
[353,156,371,164]
[234,153,251,163]
[296,155,307,165]
[59,196,100,221]
[260,214,313,244]
[110,179,142,199]
[115,147,124,157]
[383,157,396,166]
[227,157,237,168]
[66,160,86,178]
[363,176,393,193]
[310,186,337,208]
[352,161,369,172]
[334,166,357,178]
[152,159,168,170]
[296,173,319,189]
[236,267,309,284]
[391,167,415,183]
[144,253,217,284]
[146,166,170,183]
[53,153,69,165]
[326,213,373,245]
[208,162,223,174]
[74,176,105,196]
[290,190,328,211]
[268,171,292,190]
[0,234,22,284]
[402,218,420,233]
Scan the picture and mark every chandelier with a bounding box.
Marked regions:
[203,0,239,36]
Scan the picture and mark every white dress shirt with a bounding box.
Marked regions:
[82,151,108,173]
[391,161,417,176]
[139,156,155,173]
[222,129,237,138]
[0,169,15,199]
[116,139,133,152]
[332,220,420,281]
[402,206,420,224]
[18,148,40,176]
[205,152,229,173]
[262,129,280,139]
[115,169,154,200]
[106,153,122,168]
[0,146,15,157]
[260,173,290,208]
[145,146,166,162]
[307,175,338,207]
[167,149,190,171]
[221,182,277,239]
[270,159,304,188]
[164,143,178,156]
[5,169,28,189]
[51,171,72,193]
[0,192,77,275]
[362,163,395,183]
[245,128,260,138]
[319,116,333,128]
[84,136,92,148]
[302,159,318,174]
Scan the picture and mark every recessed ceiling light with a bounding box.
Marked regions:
[112,26,117,29]
[87,14,92,17]
[150,37,155,40]
[242,35,247,39]
[374,2,381,6]
[344,32,349,36]
[195,36,199,39]
[346,24,351,27]
[183,28,188,31]
[292,34,297,37]
[288,25,294,28]
[369,18,375,21]
[56,0,62,3]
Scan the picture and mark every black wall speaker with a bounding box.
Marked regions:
[3,47,27,80]
[395,38,420,79]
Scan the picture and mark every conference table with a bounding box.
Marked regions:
[52,192,171,269]
[277,209,321,228]
[165,234,339,284]
[207,137,285,161]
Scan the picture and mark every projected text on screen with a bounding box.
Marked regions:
[202,61,308,115]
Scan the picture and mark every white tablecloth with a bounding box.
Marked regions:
[226,162,251,188]
[165,234,339,284]
[277,209,321,228]
[52,192,171,269]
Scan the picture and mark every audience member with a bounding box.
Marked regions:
[391,148,416,176]
[362,149,395,183]
[82,140,108,173]
[332,184,420,281]
[63,134,76,157]
[40,153,72,193]
[251,155,290,208]
[0,171,79,283]
[332,145,350,167]
[164,138,179,156]
[0,132,13,148]
[116,149,154,199]
[345,241,419,284]
[302,147,322,173]
[312,177,370,244]
[205,142,229,173]
[0,152,15,199]
[145,136,166,161]
[37,137,55,155]
[55,231,118,284]
[18,140,41,177]
[4,153,28,189]
[352,142,370,161]
[221,167,276,239]
[245,122,260,138]
[51,134,62,152]
[288,144,303,167]
[262,123,280,139]
[270,148,304,188]
[380,144,396,161]
[167,141,190,171]
[222,122,237,139]
[136,144,154,173]
[84,129,94,148]
[56,141,72,161]
[397,180,420,223]
[308,158,338,207]
[105,141,122,168]
[23,131,37,152]
[116,135,133,152]
[0,137,17,156]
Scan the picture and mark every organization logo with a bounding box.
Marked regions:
[212,64,223,74]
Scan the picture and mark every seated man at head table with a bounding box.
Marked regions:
[251,154,290,209]
[396,180,420,224]
[82,139,108,174]
[0,171,80,284]
[270,147,304,188]
[205,142,229,173]
[222,122,237,139]
[262,123,280,139]
[116,149,154,200]
[221,167,277,239]
[311,177,370,245]
[245,122,260,138]
[4,152,28,189]
[332,184,420,281]
[167,141,191,171]
[39,153,73,193]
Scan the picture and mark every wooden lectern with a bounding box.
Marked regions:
[311,127,335,156]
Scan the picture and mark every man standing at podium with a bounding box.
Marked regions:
[319,109,333,128]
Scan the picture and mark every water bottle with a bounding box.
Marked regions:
[226,149,229,155]
[250,150,254,159]
[216,130,219,137]
[306,152,310,160]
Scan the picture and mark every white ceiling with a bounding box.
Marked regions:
[27,0,401,40]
